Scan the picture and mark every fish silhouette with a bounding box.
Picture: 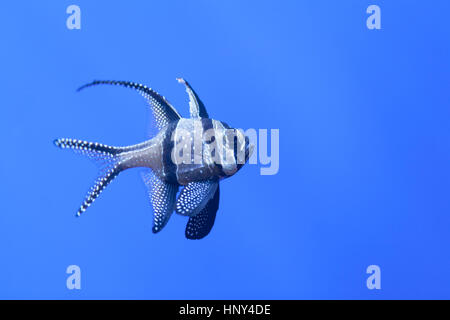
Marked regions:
[54,79,254,239]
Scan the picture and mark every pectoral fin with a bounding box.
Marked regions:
[185,184,220,240]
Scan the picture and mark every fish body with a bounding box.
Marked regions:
[54,79,253,239]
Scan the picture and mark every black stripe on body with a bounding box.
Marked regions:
[161,120,179,184]
[203,119,226,178]
[173,119,197,184]
[200,118,214,132]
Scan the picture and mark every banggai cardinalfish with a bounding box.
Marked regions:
[54,78,254,239]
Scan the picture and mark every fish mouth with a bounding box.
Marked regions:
[237,136,253,170]
[245,136,254,161]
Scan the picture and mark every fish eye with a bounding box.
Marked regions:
[206,135,215,144]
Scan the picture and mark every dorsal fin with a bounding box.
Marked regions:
[78,80,181,131]
[176,78,209,119]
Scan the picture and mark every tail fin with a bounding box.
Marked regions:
[54,138,124,216]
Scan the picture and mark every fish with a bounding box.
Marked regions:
[54,78,254,239]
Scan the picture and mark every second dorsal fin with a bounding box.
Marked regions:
[78,80,181,131]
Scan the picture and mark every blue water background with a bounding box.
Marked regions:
[0,1,449,299]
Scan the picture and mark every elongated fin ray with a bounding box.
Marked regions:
[185,184,220,240]
[77,80,181,131]
[77,165,121,216]
[175,180,218,217]
[176,78,209,119]
[54,138,120,167]
[141,170,178,233]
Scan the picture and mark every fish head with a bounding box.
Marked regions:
[216,122,254,177]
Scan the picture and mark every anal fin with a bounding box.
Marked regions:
[142,170,178,233]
